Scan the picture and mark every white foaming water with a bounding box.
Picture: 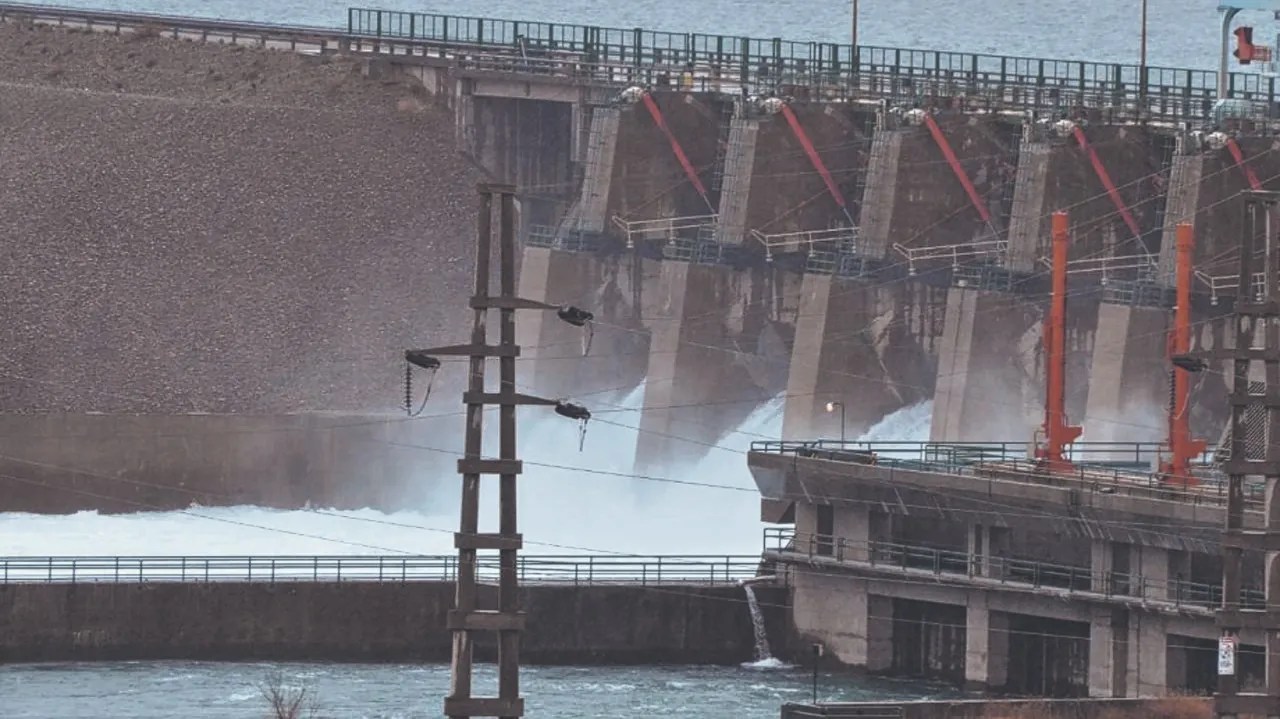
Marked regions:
[0,393,930,558]
[858,400,933,443]
[742,584,773,662]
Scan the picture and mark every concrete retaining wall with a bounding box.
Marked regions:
[0,582,790,665]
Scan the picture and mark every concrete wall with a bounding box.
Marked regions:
[0,581,790,665]
[466,95,576,226]
[0,413,445,513]
[890,115,1019,253]
[608,93,727,222]
[747,105,873,235]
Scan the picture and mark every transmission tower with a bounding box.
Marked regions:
[1212,191,1280,717]
[404,184,592,719]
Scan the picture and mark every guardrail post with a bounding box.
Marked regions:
[248,558,252,583]
[48,557,53,583]
[181,557,186,583]
[379,557,384,582]
[657,557,662,584]
[337,559,342,584]
[71,559,76,584]
[589,555,594,584]
[271,559,276,584]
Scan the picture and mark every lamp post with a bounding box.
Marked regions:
[825,401,846,444]
[1140,0,1148,69]
[851,0,859,49]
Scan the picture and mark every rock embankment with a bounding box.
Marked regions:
[0,21,481,413]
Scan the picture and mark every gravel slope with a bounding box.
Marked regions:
[0,22,481,413]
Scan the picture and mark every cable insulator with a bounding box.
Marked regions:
[404,363,413,415]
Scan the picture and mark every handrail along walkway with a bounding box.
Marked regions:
[764,527,1264,611]
[0,2,1276,121]
[0,553,766,585]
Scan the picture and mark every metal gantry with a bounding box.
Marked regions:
[405,184,592,719]
[1213,191,1280,717]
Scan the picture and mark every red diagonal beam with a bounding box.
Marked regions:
[640,93,710,205]
[1071,126,1142,242]
[778,103,849,216]
[921,114,991,223]
[1225,137,1263,191]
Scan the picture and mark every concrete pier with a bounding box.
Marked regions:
[931,287,1042,442]
[782,277,935,440]
[514,247,654,400]
[635,263,792,472]
[1081,303,1167,443]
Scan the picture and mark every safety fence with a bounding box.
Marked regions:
[765,528,1262,611]
[0,554,766,585]
[0,2,1274,121]
[347,7,1274,121]
[748,439,1253,508]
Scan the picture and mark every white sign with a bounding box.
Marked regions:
[1219,636,1237,676]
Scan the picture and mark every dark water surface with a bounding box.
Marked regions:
[0,660,953,718]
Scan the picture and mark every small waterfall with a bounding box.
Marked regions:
[744,583,772,661]
[741,581,788,669]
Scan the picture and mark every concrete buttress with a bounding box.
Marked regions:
[515,247,652,400]
[1155,149,1203,286]
[857,127,905,260]
[1082,303,1167,443]
[781,275,933,440]
[713,116,759,246]
[575,106,622,234]
[931,287,1042,442]
[1005,124,1051,274]
[634,262,790,473]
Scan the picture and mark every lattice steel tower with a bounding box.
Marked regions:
[1214,191,1280,717]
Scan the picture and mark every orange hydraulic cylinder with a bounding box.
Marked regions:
[1037,211,1082,472]
[1160,222,1206,486]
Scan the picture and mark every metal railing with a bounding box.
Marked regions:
[765,528,1263,610]
[610,213,718,247]
[347,7,1272,121]
[2,2,1276,121]
[893,238,1007,276]
[751,227,859,261]
[748,439,1261,508]
[0,554,766,586]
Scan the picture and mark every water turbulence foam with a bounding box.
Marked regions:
[740,582,789,670]
[1,394,924,558]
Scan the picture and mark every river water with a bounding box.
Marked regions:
[40,0,1257,69]
[0,661,952,718]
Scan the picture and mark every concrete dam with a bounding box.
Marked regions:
[0,3,1267,511]
[9,3,1280,712]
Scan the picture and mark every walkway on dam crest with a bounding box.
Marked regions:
[5,1,1280,121]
